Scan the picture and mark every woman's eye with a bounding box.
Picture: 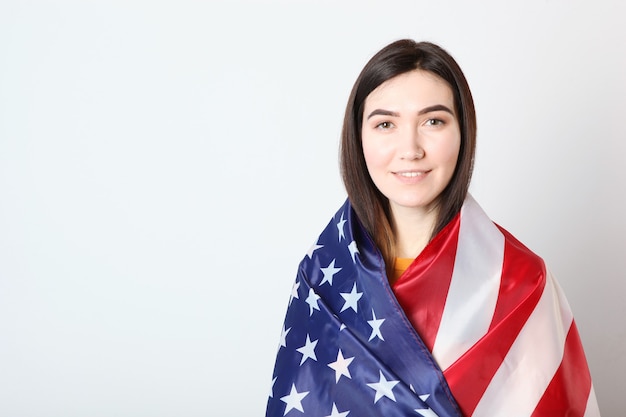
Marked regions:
[425,119,444,126]
[376,121,393,129]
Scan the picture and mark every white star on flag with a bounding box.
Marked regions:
[306,242,323,259]
[415,394,439,417]
[296,334,318,365]
[327,349,354,382]
[348,240,359,263]
[270,377,277,398]
[337,212,347,241]
[340,283,362,313]
[305,288,321,316]
[367,309,385,341]
[320,259,342,286]
[289,280,300,305]
[279,325,291,348]
[325,402,350,417]
[367,370,399,403]
[280,383,309,415]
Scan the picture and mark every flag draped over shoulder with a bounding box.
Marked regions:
[265,195,600,417]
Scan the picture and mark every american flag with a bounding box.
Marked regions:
[265,195,600,417]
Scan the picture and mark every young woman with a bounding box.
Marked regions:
[266,39,600,417]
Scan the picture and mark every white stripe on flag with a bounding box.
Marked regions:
[583,385,601,417]
[431,195,504,371]
[472,270,574,416]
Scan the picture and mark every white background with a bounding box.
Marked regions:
[1,1,624,416]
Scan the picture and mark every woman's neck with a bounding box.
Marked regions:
[391,203,438,259]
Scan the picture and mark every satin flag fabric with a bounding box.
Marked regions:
[266,195,600,416]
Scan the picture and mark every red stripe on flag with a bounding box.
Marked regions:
[392,215,460,351]
[443,229,546,416]
[531,322,592,417]
[489,226,546,328]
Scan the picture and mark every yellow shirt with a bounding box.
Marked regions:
[392,257,414,283]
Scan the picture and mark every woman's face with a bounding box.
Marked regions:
[361,69,461,216]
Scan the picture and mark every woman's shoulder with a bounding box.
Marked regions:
[495,223,547,284]
[296,198,376,285]
[464,195,546,278]
[296,199,350,260]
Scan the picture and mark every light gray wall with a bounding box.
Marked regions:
[0,1,623,415]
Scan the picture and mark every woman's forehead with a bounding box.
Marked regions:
[364,70,455,112]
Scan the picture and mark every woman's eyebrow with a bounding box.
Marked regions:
[367,104,454,120]
[418,104,454,115]
[366,109,400,120]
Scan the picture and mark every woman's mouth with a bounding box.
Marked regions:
[393,170,430,183]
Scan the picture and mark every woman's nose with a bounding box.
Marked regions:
[401,148,425,160]
[399,129,425,160]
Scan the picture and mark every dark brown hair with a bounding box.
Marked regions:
[340,39,476,269]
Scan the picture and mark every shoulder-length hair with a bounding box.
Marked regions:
[340,39,477,268]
